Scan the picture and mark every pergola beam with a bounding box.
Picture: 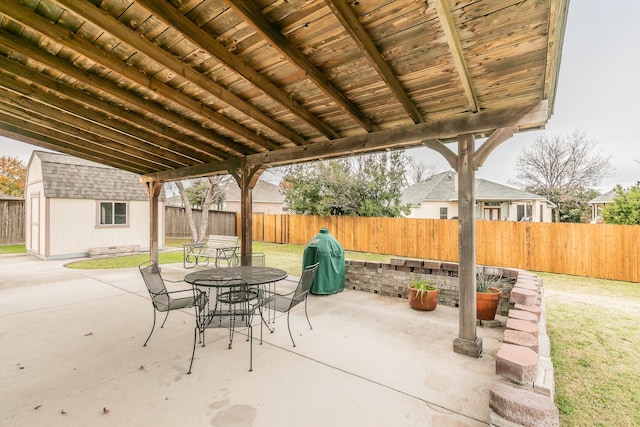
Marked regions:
[0,70,216,164]
[433,0,479,113]
[134,0,338,141]
[324,0,423,123]
[0,87,190,169]
[225,0,376,132]
[0,28,239,159]
[0,116,151,174]
[51,0,302,148]
[141,100,548,182]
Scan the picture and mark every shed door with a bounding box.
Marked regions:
[30,195,39,254]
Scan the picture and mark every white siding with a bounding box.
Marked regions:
[408,201,458,219]
[46,199,164,258]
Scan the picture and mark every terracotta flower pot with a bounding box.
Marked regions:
[408,286,438,311]
[476,286,502,320]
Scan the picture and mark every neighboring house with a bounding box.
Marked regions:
[24,151,165,259]
[165,194,184,207]
[588,189,616,223]
[165,179,287,214]
[402,171,555,222]
[220,179,287,214]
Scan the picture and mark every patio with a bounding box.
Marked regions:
[0,253,505,426]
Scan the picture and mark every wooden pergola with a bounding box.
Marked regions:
[0,0,568,356]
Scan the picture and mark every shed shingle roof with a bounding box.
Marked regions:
[33,151,158,201]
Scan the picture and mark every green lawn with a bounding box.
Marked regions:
[0,244,25,254]
[64,238,392,275]
[538,272,640,426]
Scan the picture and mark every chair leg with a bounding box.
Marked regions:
[188,326,198,374]
[286,311,296,347]
[258,306,273,345]
[228,316,235,349]
[248,323,253,372]
[160,310,170,328]
[143,308,157,347]
[304,298,313,330]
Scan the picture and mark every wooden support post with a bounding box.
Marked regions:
[453,133,482,357]
[143,179,164,268]
[231,162,264,266]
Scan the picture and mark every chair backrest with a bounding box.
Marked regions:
[139,260,170,310]
[290,262,319,308]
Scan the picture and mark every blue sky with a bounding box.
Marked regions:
[1,1,638,191]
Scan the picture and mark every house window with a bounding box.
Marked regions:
[517,204,533,221]
[100,202,127,225]
[484,208,500,220]
[439,207,448,219]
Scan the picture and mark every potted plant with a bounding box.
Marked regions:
[407,278,438,311]
[476,268,503,320]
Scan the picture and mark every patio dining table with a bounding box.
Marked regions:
[183,266,287,288]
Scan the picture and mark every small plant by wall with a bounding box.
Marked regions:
[344,258,517,316]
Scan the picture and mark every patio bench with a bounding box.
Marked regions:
[183,235,240,269]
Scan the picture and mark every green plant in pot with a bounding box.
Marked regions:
[408,278,438,311]
[476,267,503,320]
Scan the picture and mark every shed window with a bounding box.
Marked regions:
[439,207,448,219]
[100,202,127,225]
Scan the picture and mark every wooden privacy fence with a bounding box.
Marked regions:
[0,199,24,244]
[247,214,640,283]
[165,206,236,238]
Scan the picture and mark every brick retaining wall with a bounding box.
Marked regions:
[345,258,559,426]
[345,258,516,316]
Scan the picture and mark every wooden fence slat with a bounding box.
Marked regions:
[0,200,25,244]
[249,214,640,283]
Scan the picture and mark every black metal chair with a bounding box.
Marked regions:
[138,260,206,347]
[257,262,319,347]
[189,277,256,374]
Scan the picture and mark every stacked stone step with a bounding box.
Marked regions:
[490,272,559,427]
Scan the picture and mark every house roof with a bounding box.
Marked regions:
[224,179,285,203]
[402,171,553,206]
[589,189,617,205]
[31,151,160,201]
[0,1,568,182]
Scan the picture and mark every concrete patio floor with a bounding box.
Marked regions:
[0,254,506,426]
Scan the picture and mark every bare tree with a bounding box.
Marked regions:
[405,156,439,186]
[171,176,229,243]
[514,131,613,222]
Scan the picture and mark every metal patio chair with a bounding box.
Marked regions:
[189,277,256,374]
[138,260,206,347]
[256,262,319,347]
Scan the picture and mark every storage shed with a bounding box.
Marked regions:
[25,151,165,259]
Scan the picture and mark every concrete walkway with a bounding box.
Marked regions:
[0,254,505,426]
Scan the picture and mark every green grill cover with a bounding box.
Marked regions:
[303,228,345,295]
